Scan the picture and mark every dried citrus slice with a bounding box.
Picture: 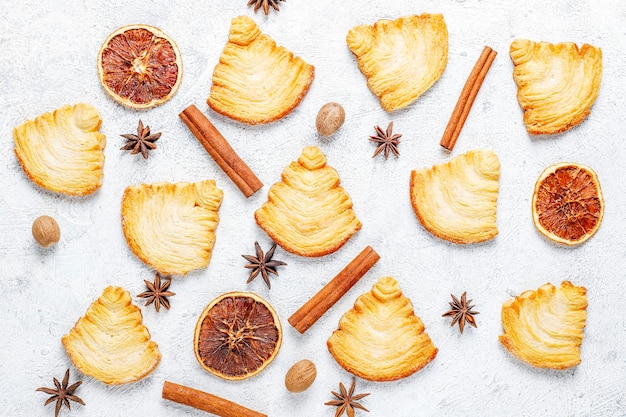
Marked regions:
[97,24,182,109]
[194,292,282,380]
[532,163,603,245]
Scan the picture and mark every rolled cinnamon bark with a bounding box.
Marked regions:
[440,46,497,151]
[288,246,380,333]
[180,104,263,197]
[162,381,267,417]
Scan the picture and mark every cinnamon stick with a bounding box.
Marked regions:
[288,246,380,333]
[180,104,263,197]
[440,46,497,151]
[162,381,267,417]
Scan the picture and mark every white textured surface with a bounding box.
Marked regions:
[2,1,626,416]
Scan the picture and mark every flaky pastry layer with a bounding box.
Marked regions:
[208,16,315,124]
[510,39,602,134]
[62,286,161,385]
[410,150,500,244]
[13,103,106,195]
[255,146,361,257]
[347,14,448,112]
[328,276,438,381]
[499,281,588,370]
[122,180,223,275]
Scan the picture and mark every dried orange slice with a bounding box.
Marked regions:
[97,24,182,109]
[194,292,282,380]
[532,163,604,245]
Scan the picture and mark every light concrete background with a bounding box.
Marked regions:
[1,0,625,416]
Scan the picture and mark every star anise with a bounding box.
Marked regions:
[442,292,479,333]
[137,272,175,312]
[247,0,285,15]
[325,379,370,417]
[242,241,286,289]
[369,121,401,159]
[120,119,161,159]
[36,369,85,417]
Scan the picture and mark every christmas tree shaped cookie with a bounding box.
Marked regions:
[255,146,361,257]
[122,180,223,275]
[410,149,500,244]
[327,277,438,381]
[510,39,602,134]
[208,15,315,124]
[499,281,588,370]
[347,14,448,112]
[13,103,106,196]
[62,286,161,385]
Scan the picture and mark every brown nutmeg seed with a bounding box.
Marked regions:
[285,359,316,392]
[316,102,345,136]
[32,215,60,248]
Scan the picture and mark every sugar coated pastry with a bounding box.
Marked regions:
[62,286,161,385]
[208,15,315,124]
[347,14,448,112]
[410,150,500,244]
[254,146,361,257]
[13,103,106,196]
[122,180,223,275]
[510,39,602,134]
[328,276,438,381]
[499,281,588,370]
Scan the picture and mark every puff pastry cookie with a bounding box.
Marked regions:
[328,276,437,381]
[62,286,161,385]
[13,103,106,196]
[410,150,500,244]
[347,14,448,112]
[122,180,223,275]
[499,281,587,370]
[510,39,602,134]
[255,146,361,257]
[208,16,315,124]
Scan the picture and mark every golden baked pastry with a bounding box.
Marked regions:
[122,180,223,275]
[62,286,161,385]
[254,146,361,257]
[510,39,602,134]
[499,281,587,370]
[410,150,500,244]
[208,15,315,124]
[327,276,438,381]
[347,14,448,112]
[13,103,106,196]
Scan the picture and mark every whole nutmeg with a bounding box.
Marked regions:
[316,102,345,136]
[32,215,60,248]
[285,359,317,393]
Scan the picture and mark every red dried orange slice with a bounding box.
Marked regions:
[97,24,182,109]
[532,162,604,245]
[194,292,282,380]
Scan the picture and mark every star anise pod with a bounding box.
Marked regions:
[242,241,287,289]
[369,121,401,159]
[137,272,175,312]
[36,369,85,417]
[247,0,285,15]
[325,379,370,417]
[120,119,161,159]
[442,292,479,333]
